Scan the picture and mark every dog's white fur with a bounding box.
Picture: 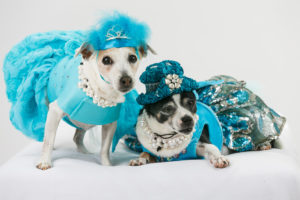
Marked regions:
[132,93,230,168]
[136,112,193,158]
[196,143,229,168]
[36,45,143,170]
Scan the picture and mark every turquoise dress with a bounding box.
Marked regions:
[47,55,122,127]
[3,30,138,141]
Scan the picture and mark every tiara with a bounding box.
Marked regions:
[106,25,130,41]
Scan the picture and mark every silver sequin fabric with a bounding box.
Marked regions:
[197,75,286,152]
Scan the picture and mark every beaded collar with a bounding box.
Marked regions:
[77,64,117,108]
[139,112,193,152]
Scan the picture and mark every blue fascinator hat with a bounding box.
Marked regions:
[87,11,150,51]
[137,60,222,105]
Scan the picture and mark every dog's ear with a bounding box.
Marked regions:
[75,43,94,60]
[139,44,157,58]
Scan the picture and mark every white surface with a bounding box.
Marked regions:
[0,126,299,200]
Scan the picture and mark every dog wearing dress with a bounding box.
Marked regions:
[3,12,154,170]
[112,60,230,167]
[112,60,286,166]
[131,91,230,168]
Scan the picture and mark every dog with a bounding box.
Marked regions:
[3,12,154,170]
[37,44,152,170]
[129,91,230,168]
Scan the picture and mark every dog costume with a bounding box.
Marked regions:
[113,60,224,161]
[113,60,286,157]
[196,75,286,151]
[3,12,150,141]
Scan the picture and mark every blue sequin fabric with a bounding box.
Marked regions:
[197,75,286,152]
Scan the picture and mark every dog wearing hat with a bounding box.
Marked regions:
[3,12,154,170]
[112,60,286,167]
[121,60,230,167]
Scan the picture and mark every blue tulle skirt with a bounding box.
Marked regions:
[3,31,85,141]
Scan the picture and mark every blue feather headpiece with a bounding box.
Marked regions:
[137,60,223,105]
[87,11,151,51]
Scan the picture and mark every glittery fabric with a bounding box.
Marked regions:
[197,75,286,152]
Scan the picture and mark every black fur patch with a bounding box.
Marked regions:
[144,96,175,123]
[180,92,197,113]
[199,125,211,144]
[138,108,144,116]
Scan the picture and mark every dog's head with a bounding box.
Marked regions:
[76,43,152,93]
[143,91,198,135]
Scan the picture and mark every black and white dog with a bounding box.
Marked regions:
[129,91,230,168]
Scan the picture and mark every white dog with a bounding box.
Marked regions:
[37,44,152,170]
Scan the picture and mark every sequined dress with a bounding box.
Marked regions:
[197,75,286,152]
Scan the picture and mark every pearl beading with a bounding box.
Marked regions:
[77,65,117,108]
[139,114,193,150]
[165,74,183,89]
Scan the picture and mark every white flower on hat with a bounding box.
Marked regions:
[165,74,183,89]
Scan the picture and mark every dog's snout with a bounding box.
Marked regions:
[180,115,194,134]
[181,115,193,126]
[120,76,132,86]
[119,75,133,92]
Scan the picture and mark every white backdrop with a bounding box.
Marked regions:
[0,0,299,165]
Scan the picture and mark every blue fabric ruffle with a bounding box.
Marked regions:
[3,31,84,141]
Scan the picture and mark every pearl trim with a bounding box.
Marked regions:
[77,65,117,108]
[139,113,193,150]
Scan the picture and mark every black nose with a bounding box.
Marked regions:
[181,115,193,127]
[180,115,194,134]
[119,75,133,92]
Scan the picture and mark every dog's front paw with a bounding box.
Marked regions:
[255,142,272,151]
[36,161,52,170]
[210,155,230,168]
[129,158,147,166]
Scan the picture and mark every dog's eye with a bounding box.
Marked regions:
[102,56,113,65]
[187,99,195,106]
[161,105,175,115]
[128,55,137,63]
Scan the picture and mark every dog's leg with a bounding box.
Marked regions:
[73,129,89,153]
[255,141,272,151]
[129,152,157,166]
[37,101,64,170]
[196,143,230,168]
[100,121,117,166]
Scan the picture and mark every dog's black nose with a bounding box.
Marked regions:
[119,75,133,92]
[180,115,194,134]
[181,115,193,127]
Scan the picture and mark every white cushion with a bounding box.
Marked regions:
[0,125,299,200]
